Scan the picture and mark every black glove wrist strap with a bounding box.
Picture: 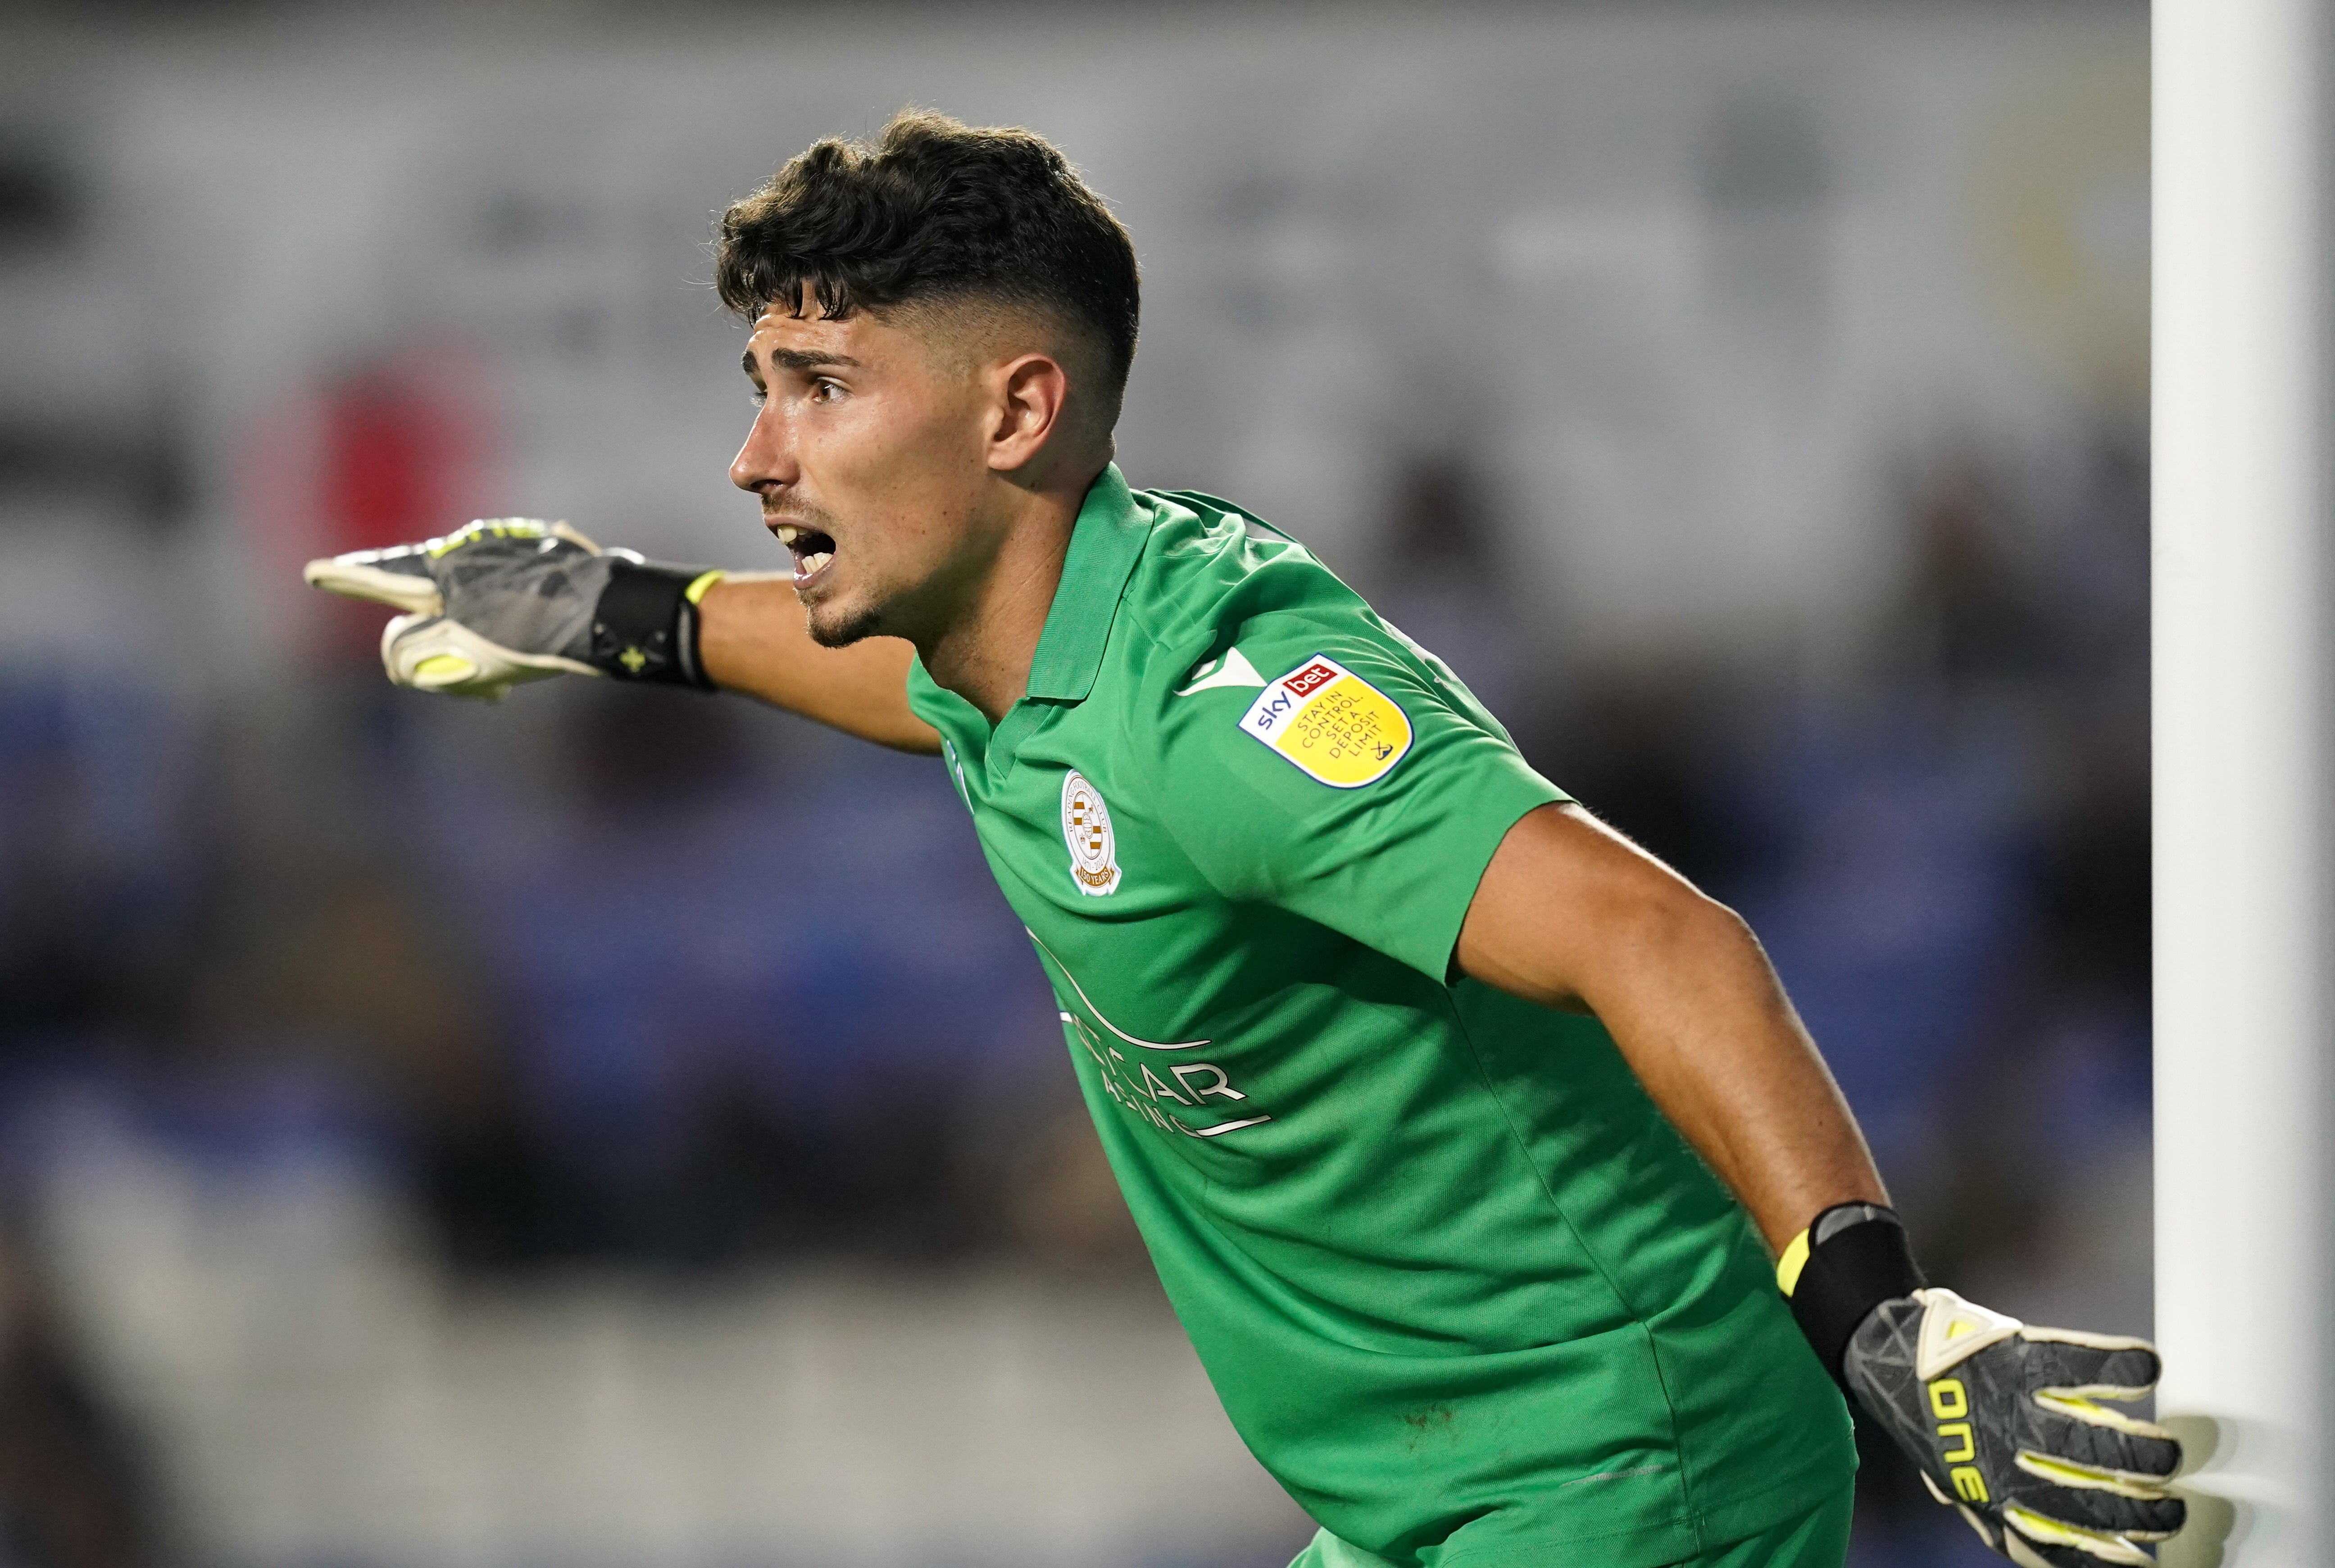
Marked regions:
[1780,1201,1925,1388]
[590,560,722,690]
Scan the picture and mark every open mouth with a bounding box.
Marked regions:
[769,522,837,585]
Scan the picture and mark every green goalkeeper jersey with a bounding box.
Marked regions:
[904,467,1855,1568]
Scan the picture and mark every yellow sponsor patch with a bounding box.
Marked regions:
[1238,655,1413,787]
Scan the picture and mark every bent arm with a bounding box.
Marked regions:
[697,574,941,754]
[1455,802,1885,1252]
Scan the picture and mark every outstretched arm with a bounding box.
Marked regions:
[697,574,939,753]
[304,520,939,754]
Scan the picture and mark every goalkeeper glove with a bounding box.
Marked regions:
[303,518,726,700]
[1782,1203,2184,1567]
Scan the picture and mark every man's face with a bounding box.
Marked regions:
[730,298,1001,648]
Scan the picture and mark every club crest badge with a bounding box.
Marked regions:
[1238,654,1414,787]
[1060,770,1122,896]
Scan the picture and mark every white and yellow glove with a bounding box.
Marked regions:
[1847,1288,2182,1567]
[304,518,724,700]
[1781,1203,2184,1567]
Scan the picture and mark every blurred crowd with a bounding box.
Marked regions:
[0,418,2150,1568]
[0,5,2147,1565]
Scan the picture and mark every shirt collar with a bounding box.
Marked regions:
[1023,463,1149,704]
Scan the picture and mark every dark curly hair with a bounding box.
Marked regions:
[717,109,1140,429]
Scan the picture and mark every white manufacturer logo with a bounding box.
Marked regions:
[1060,770,1122,896]
[1174,646,1267,696]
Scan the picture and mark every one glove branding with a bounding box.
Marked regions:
[1929,1375,1987,1501]
[1239,654,1413,788]
[1061,770,1122,897]
[1847,1288,2183,1568]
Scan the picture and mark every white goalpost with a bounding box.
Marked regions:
[2154,0,2329,1563]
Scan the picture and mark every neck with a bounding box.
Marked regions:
[917,463,1101,724]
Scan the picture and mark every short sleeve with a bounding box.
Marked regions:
[1136,617,1569,982]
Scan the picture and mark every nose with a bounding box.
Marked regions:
[730,399,797,496]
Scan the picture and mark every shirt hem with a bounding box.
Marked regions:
[1429,1452,1854,1568]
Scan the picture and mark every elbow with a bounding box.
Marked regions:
[1533,882,1763,1021]
[1612,878,1758,977]
[1686,888,1758,952]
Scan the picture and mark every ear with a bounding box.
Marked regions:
[984,351,1072,473]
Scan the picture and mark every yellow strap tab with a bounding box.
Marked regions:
[1776,1228,1813,1297]
[683,569,727,605]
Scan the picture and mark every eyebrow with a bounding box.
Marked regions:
[742,347,863,377]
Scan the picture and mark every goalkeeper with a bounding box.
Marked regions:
[309,113,2182,1568]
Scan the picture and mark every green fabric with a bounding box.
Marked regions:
[1287,1479,1854,1568]
[1682,1486,1853,1568]
[906,468,1857,1568]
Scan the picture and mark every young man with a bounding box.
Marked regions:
[308,112,2182,1568]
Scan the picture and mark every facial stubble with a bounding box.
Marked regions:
[802,598,886,649]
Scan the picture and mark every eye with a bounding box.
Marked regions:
[809,376,845,403]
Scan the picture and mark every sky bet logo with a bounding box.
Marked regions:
[1280,661,1338,701]
[1238,654,1414,788]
